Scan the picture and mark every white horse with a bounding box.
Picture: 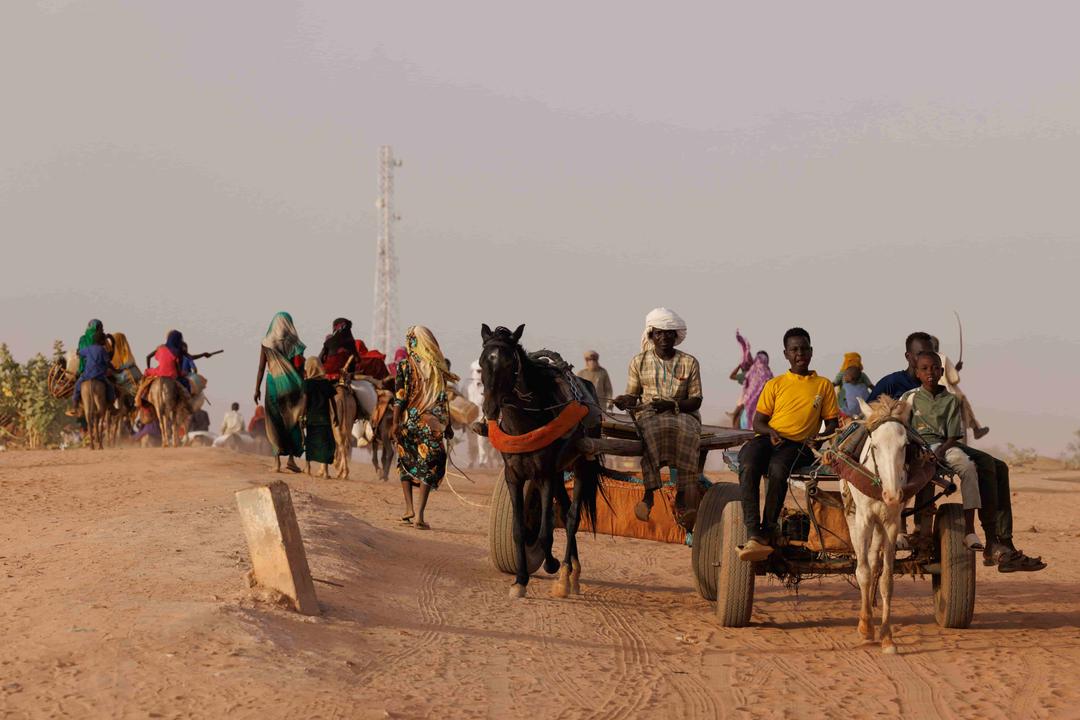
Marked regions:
[842,396,913,654]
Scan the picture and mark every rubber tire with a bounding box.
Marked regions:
[715,499,755,627]
[488,471,546,576]
[692,482,744,601]
[933,502,976,629]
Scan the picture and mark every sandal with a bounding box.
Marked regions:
[414,521,430,530]
[998,550,1047,573]
[964,533,985,551]
[400,516,414,525]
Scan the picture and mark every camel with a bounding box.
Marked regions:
[80,379,108,450]
[148,377,184,448]
[331,384,358,479]
[842,396,914,654]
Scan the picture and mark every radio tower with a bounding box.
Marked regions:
[372,145,402,354]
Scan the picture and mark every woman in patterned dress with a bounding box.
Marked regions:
[392,326,459,529]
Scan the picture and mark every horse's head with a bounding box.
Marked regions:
[858,396,914,507]
[479,323,525,419]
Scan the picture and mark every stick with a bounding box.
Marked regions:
[953,310,964,367]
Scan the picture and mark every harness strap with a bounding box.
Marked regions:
[488,401,589,454]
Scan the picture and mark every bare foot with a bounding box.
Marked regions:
[414,521,430,530]
[973,426,990,440]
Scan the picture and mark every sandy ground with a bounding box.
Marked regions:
[2,448,1079,720]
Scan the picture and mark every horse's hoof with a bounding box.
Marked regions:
[543,557,561,575]
[508,584,527,599]
[551,566,571,599]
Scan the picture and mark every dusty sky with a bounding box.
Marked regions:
[2,1,1078,453]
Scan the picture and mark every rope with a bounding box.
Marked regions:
[443,472,490,509]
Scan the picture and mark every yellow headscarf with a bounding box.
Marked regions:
[304,356,326,381]
[111,332,136,370]
[404,325,459,415]
[840,352,863,372]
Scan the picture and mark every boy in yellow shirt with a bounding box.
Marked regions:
[737,328,840,561]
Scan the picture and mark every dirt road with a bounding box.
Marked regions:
[2,448,1078,719]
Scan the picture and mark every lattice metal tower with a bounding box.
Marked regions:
[372,145,402,354]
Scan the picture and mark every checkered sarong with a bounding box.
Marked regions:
[635,408,701,491]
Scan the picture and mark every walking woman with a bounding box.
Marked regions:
[254,312,307,473]
[392,326,458,529]
[302,357,338,478]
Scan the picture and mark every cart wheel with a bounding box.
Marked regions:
[488,471,545,576]
[692,482,742,600]
[933,503,975,629]
[716,499,755,627]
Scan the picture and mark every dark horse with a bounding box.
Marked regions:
[479,324,604,599]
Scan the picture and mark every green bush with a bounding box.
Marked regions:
[0,341,74,449]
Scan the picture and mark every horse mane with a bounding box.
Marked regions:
[864,395,912,428]
[486,327,560,401]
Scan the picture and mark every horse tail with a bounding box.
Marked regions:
[573,456,607,533]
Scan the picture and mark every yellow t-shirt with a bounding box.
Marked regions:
[755,371,840,442]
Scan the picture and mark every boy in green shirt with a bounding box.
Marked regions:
[901,352,983,550]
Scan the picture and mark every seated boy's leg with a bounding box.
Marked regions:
[762,440,808,536]
[737,435,774,535]
[963,446,1002,542]
[943,447,981,510]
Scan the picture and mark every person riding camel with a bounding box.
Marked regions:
[144,330,192,394]
[319,318,361,383]
[354,339,391,382]
[67,327,115,417]
[613,308,704,531]
[108,332,142,402]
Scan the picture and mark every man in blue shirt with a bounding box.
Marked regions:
[868,331,933,402]
[69,332,115,416]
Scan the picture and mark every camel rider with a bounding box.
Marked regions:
[76,319,104,375]
[320,318,361,383]
[613,308,704,531]
[144,330,191,394]
[68,328,115,416]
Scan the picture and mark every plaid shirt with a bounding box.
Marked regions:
[625,349,702,406]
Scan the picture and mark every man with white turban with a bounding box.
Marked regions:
[613,308,704,530]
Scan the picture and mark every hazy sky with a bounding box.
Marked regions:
[3,1,1078,453]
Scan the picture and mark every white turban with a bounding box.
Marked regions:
[641,307,687,351]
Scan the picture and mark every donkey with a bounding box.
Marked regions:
[842,395,915,653]
[479,324,603,599]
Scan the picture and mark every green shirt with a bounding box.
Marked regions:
[902,386,961,445]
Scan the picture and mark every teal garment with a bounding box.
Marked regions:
[261,312,307,457]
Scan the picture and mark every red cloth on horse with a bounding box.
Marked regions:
[355,340,389,380]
